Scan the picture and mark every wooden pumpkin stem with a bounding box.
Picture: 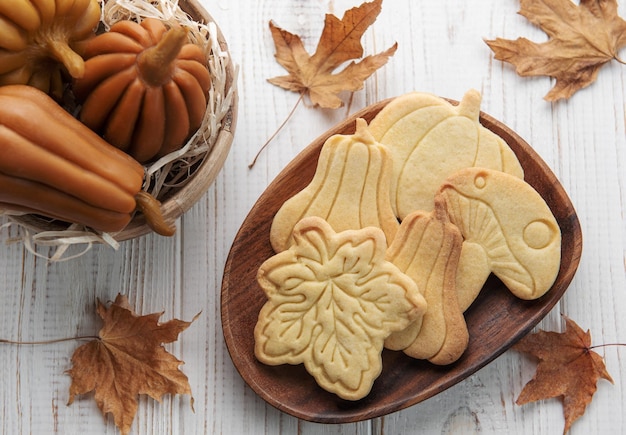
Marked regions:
[47,40,85,78]
[134,191,176,236]
[137,26,189,87]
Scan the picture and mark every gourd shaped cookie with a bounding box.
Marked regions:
[255,217,427,400]
[439,167,561,309]
[385,196,469,365]
[270,118,399,252]
[368,89,524,219]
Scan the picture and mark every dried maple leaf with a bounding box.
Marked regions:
[268,0,397,109]
[485,0,626,101]
[67,294,198,435]
[514,315,614,434]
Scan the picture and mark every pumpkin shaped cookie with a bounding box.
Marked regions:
[368,89,524,219]
[270,118,399,252]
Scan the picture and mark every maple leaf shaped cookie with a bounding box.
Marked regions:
[254,216,426,400]
[67,294,197,435]
[267,0,397,109]
[485,0,626,100]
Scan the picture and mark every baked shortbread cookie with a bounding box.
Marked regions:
[439,167,561,308]
[368,89,524,219]
[270,118,399,253]
[385,196,469,365]
[255,217,427,400]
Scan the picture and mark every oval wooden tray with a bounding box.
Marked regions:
[221,99,582,423]
[9,0,237,242]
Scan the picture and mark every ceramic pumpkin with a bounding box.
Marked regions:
[0,0,101,98]
[73,18,212,163]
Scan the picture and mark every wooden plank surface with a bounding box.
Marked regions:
[1,0,625,434]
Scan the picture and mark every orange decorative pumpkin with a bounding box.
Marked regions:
[0,0,101,98]
[73,18,212,163]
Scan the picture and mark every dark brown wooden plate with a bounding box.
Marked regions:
[220,98,582,423]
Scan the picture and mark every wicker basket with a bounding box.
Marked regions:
[7,0,238,243]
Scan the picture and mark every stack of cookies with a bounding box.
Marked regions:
[253,90,562,401]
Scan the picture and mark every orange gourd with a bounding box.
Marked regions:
[73,18,212,163]
[0,0,101,98]
[0,85,174,236]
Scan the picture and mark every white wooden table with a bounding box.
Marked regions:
[1,0,625,433]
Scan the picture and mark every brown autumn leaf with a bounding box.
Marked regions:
[514,315,613,434]
[485,0,626,101]
[67,294,199,435]
[267,0,398,109]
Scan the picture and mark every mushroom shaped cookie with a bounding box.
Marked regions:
[438,168,561,308]
[368,89,523,219]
